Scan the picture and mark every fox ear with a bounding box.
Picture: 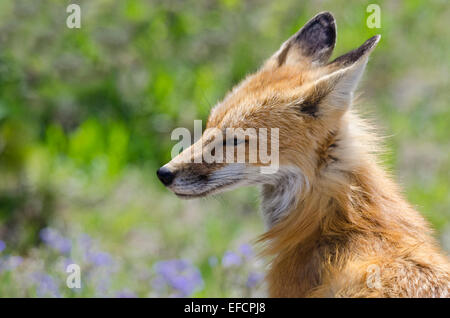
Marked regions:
[272,12,336,67]
[299,35,381,117]
[328,35,381,70]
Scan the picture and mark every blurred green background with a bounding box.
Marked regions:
[0,0,448,297]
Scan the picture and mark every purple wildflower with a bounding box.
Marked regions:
[238,243,253,259]
[78,234,113,267]
[63,258,74,270]
[93,274,112,297]
[87,251,113,266]
[222,251,242,268]
[116,289,137,298]
[0,240,5,253]
[153,259,203,297]
[32,272,60,298]
[40,227,72,254]
[246,272,264,288]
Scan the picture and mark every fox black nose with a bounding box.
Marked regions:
[157,166,175,186]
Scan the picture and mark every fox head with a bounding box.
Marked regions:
[157,12,380,225]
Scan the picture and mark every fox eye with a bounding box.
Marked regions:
[223,137,245,146]
[222,138,238,146]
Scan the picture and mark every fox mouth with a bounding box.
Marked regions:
[174,192,209,199]
[172,179,241,199]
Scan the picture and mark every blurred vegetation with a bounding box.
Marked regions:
[0,0,448,296]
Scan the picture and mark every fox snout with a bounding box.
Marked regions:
[156,166,175,186]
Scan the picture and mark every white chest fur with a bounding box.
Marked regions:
[260,167,306,228]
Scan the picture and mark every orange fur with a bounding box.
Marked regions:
[159,12,450,297]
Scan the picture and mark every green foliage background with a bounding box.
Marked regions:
[0,0,448,296]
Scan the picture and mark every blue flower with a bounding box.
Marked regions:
[63,258,75,270]
[87,251,113,266]
[116,289,137,298]
[153,259,203,297]
[238,243,253,258]
[40,228,72,254]
[32,272,60,298]
[0,240,5,253]
[246,272,264,288]
[221,251,242,268]
[93,275,112,297]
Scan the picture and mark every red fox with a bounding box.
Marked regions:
[157,12,450,297]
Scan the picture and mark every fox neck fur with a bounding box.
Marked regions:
[259,112,450,297]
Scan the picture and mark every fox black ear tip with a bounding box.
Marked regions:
[315,11,336,24]
[370,34,381,44]
[364,35,381,51]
